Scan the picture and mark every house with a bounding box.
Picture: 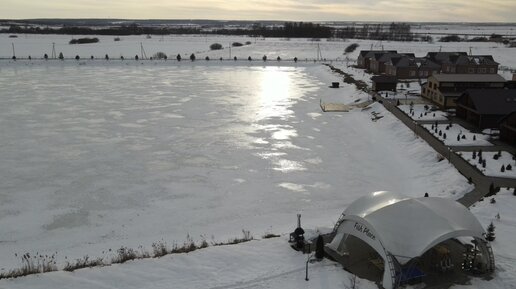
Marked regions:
[357,50,397,70]
[370,53,414,74]
[442,55,499,74]
[424,52,468,72]
[385,56,440,79]
[421,74,506,108]
[371,75,397,92]
[455,89,516,128]
[500,111,516,145]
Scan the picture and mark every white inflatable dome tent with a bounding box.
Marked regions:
[325,191,494,289]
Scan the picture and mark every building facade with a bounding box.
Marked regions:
[421,74,506,108]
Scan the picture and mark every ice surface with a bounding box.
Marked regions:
[0,62,472,270]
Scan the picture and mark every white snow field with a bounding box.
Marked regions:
[1,31,515,288]
[399,104,448,121]
[423,123,492,146]
[458,151,516,178]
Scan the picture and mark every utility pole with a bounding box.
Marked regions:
[229,44,231,59]
[140,43,147,60]
[51,42,56,59]
[11,43,15,58]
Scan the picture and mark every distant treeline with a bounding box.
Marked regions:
[439,33,512,44]
[3,22,414,40]
[2,22,333,38]
[334,23,414,41]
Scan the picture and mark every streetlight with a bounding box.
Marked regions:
[448,148,453,163]
[305,252,315,281]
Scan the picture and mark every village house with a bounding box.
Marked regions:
[385,56,441,79]
[455,89,516,128]
[421,74,506,108]
[441,55,499,74]
[357,50,397,70]
[423,52,499,74]
[424,52,468,72]
[369,53,414,74]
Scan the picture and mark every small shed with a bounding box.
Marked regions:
[371,75,397,92]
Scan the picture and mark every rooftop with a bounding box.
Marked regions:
[432,73,506,82]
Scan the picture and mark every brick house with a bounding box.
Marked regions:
[357,50,397,70]
[424,52,468,72]
[456,89,516,128]
[385,56,440,79]
[441,55,499,74]
[421,74,506,108]
[370,53,414,74]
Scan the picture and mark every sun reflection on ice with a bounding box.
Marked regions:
[256,67,293,121]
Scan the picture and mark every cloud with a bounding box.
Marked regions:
[1,0,515,22]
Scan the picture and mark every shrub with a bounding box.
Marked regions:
[69,37,99,45]
[486,222,496,241]
[152,52,167,59]
[440,35,462,42]
[468,177,473,184]
[152,241,169,258]
[190,53,196,61]
[63,256,104,271]
[344,43,359,54]
[210,43,223,50]
[0,253,58,279]
[113,247,138,264]
[507,164,512,170]
[490,198,496,204]
[501,165,505,172]
[245,41,252,45]
[205,56,210,61]
[58,52,64,60]
[232,42,243,47]
[262,233,280,239]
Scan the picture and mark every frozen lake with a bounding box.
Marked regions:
[0,62,470,269]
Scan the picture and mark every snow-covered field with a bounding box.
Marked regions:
[1,33,514,288]
[2,33,516,78]
[459,151,516,178]
[469,188,516,289]
[423,123,492,146]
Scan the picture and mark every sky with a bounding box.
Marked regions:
[1,0,515,22]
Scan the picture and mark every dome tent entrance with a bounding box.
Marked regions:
[325,191,494,289]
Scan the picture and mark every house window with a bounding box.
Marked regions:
[468,68,475,73]
[410,71,416,77]
[490,68,495,73]
[480,68,486,73]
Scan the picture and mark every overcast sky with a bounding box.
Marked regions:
[1,0,515,22]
